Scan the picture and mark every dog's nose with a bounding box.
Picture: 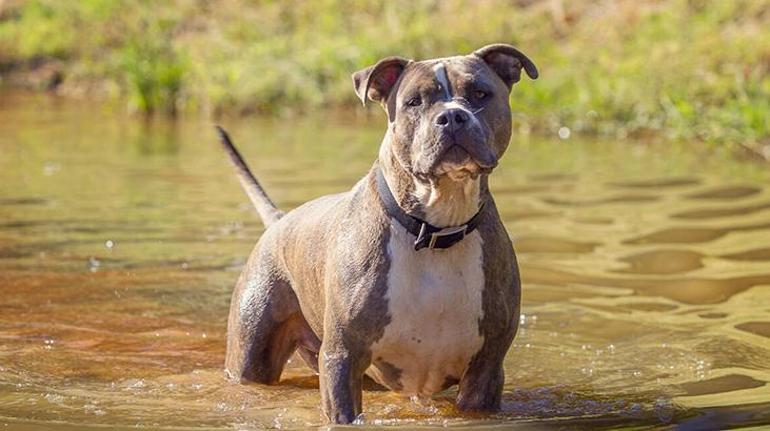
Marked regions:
[434,108,469,131]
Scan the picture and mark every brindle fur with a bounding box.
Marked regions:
[222,44,537,424]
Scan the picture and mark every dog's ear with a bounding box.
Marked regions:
[352,57,410,106]
[472,44,538,89]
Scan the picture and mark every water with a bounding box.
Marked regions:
[1,91,769,430]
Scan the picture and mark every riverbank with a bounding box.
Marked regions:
[1,1,768,155]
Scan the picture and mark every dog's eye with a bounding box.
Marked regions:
[475,90,489,100]
[405,96,422,107]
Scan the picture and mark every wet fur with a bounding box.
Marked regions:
[222,44,536,424]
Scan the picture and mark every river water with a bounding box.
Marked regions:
[1,91,769,429]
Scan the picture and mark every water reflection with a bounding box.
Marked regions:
[0,91,769,429]
[616,249,705,274]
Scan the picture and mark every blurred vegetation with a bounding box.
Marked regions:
[0,0,768,151]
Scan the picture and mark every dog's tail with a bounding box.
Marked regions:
[215,126,284,227]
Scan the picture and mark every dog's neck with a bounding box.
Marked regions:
[378,138,482,228]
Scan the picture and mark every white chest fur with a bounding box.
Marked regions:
[368,223,485,396]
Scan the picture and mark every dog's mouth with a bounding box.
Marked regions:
[432,145,496,180]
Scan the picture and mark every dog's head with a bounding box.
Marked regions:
[353,44,538,182]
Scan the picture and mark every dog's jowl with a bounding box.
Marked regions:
[217,43,538,424]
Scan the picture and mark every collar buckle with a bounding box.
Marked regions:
[416,223,468,250]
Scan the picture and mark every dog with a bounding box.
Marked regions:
[217,43,537,424]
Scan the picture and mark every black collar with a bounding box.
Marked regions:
[375,166,485,251]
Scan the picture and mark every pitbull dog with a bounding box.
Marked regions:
[218,44,537,424]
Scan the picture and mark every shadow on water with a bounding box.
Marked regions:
[0,91,769,429]
[672,201,770,220]
[685,185,762,200]
[542,194,660,207]
[608,177,702,189]
[624,222,770,245]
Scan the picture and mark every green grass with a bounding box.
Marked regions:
[0,0,768,150]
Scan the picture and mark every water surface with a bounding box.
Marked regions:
[1,91,769,429]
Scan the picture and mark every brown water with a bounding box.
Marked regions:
[1,91,769,430]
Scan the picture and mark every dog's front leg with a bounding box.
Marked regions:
[318,334,369,424]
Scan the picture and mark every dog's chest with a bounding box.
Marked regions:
[368,224,485,396]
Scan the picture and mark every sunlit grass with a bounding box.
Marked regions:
[0,0,768,149]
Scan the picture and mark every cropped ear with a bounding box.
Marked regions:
[352,56,410,106]
[472,44,538,89]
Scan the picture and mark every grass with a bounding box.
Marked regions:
[0,0,768,151]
